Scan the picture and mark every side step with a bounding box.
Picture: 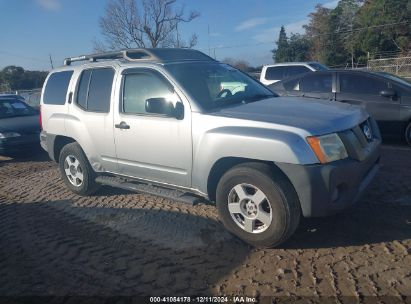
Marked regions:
[95,175,206,206]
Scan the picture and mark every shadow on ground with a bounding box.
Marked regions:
[0,200,250,296]
[0,147,49,165]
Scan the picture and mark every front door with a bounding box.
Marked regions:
[113,68,192,188]
[336,72,400,137]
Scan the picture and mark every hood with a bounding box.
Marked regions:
[0,114,40,134]
[209,97,368,135]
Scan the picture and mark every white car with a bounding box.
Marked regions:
[260,62,328,86]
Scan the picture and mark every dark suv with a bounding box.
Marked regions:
[270,70,411,145]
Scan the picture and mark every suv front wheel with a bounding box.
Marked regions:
[59,142,100,195]
[216,163,300,248]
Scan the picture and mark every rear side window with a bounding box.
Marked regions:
[300,74,332,93]
[76,68,114,112]
[265,66,287,80]
[340,74,388,95]
[43,71,73,105]
[286,66,310,77]
[265,66,311,81]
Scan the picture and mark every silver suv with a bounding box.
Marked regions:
[40,48,381,247]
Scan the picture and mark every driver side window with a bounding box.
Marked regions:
[122,72,173,115]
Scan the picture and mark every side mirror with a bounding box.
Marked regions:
[174,102,184,120]
[380,88,396,98]
[145,98,184,120]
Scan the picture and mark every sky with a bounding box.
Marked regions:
[0,0,339,71]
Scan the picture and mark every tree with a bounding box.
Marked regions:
[353,0,411,58]
[328,0,362,67]
[287,33,312,62]
[95,0,199,51]
[303,5,332,63]
[222,58,251,72]
[0,66,47,91]
[272,26,291,63]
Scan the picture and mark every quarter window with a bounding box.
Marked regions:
[122,72,173,115]
[76,68,114,112]
[43,71,73,105]
[340,74,388,95]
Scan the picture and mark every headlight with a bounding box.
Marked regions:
[0,132,21,139]
[307,133,348,164]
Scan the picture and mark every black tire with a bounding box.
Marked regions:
[216,162,301,248]
[58,142,100,195]
[405,122,411,146]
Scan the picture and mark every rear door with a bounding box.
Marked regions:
[276,72,334,100]
[336,72,401,137]
[298,72,334,100]
[67,66,118,172]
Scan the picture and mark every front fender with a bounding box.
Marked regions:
[192,126,318,194]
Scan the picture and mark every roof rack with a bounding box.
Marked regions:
[63,48,215,66]
[63,49,157,66]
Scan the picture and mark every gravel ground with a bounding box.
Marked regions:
[0,145,410,301]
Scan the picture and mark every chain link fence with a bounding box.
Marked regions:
[367,56,411,79]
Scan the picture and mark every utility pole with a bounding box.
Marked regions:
[208,25,211,56]
[49,54,54,70]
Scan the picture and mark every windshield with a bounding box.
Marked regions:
[377,72,411,87]
[0,98,37,118]
[166,62,276,110]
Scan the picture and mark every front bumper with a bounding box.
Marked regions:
[277,140,380,217]
[0,134,40,156]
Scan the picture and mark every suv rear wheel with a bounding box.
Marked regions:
[216,163,300,248]
[59,143,100,195]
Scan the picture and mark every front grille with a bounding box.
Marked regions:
[338,118,380,161]
[359,119,373,143]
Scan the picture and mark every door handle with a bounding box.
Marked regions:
[115,121,130,129]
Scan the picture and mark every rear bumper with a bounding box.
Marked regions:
[0,134,40,156]
[276,142,380,217]
[40,131,57,161]
[40,131,48,152]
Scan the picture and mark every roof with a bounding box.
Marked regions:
[63,48,215,66]
[263,62,322,67]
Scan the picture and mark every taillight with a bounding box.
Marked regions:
[39,105,42,130]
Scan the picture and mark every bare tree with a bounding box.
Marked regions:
[95,0,199,51]
[222,58,251,72]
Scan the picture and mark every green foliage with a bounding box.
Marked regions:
[271,0,410,67]
[272,26,290,62]
[0,66,47,91]
[303,4,332,63]
[272,27,312,63]
[354,0,411,57]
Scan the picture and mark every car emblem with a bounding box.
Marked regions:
[363,124,372,140]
